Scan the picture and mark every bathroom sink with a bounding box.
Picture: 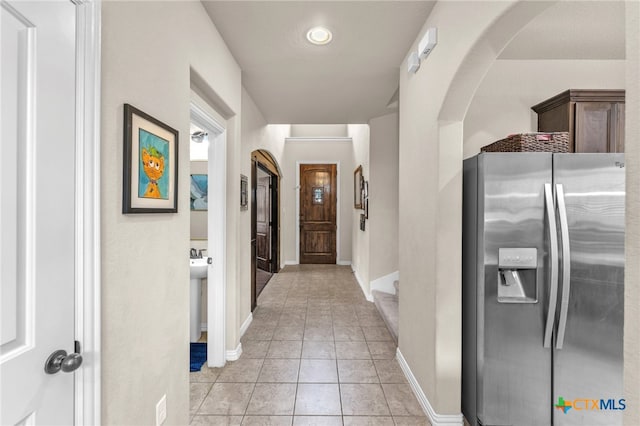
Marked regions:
[190,257,209,279]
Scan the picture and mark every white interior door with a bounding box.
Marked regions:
[1,1,77,424]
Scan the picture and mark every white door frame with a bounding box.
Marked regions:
[295,161,341,264]
[190,102,227,367]
[74,0,101,424]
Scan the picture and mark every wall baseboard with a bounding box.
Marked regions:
[370,270,399,295]
[200,322,207,332]
[240,313,253,338]
[286,260,351,266]
[396,348,464,426]
[352,267,373,302]
[225,314,252,362]
[226,342,242,361]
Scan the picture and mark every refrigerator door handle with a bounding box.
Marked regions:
[555,184,571,349]
[543,183,559,348]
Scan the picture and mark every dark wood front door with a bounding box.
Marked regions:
[256,174,271,271]
[300,164,337,264]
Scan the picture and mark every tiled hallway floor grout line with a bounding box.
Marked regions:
[189,264,430,426]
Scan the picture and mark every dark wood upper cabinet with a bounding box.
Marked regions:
[532,89,625,153]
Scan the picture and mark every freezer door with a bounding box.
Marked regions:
[477,153,552,426]
[553,154,625,426]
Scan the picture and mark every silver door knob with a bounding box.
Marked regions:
[44,349,83,374]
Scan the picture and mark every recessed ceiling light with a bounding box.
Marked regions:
[306,26,332,45]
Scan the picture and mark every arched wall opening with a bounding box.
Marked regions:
[250,149,282,311]
[397,1,558,420]
[436,3,637,422]
[399,1,639,424]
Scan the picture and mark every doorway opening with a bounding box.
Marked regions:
[190,101,227,367]
[251,150,281,311]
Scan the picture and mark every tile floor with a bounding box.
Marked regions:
[190,265,430,426]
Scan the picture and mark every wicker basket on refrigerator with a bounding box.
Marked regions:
[481,132,570,153]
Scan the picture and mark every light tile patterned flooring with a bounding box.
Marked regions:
[190,265,430,426]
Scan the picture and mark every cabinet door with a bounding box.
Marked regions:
[611,103,625,153]
[574,102,614,153]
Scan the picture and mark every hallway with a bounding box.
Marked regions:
[190,265,428,425]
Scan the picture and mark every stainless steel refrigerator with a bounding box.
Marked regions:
[462,153,625,426]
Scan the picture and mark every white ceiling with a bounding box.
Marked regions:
[202,1,435,124]
[201,1,626,125]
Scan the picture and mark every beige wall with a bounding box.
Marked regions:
[349,115,400,297]
[464,59,625,158]
[624,1,640,423]
[291,124,348,138]
[350,125,371,292]
[101,2,241,424]
[369,113,399,282]
[282,140,354,264]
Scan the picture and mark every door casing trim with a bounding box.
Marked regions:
[74,1,101,424]
[190,101,227,368]
[296,161,341,264]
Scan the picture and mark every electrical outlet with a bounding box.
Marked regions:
[156,394,167,426]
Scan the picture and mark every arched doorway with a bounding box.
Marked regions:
[250,149,281,311]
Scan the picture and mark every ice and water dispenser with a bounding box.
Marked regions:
[497,248,537,303]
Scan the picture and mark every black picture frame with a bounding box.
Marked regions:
[354,165,364,209]
[364,197,369,219]
[123,104,179,213]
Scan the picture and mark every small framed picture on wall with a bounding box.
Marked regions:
[354,165,364,209]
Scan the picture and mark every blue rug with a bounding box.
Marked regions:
[190,343,207,372]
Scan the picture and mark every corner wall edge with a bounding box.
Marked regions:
[396,348,464,425]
